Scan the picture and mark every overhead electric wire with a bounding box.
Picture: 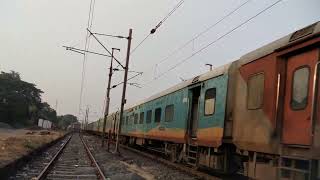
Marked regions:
[155,0,252,66]
[87,29,125,69]
[160,0,185,26]
[112,72,143,88]
[130,34,151,55]
[69,49,85,55]
[143,0,284,87]
[78,0,96,118]
[63,46,111,57]
[92,32,127,39]
[130,0,185,55]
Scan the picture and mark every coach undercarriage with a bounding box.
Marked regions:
[122,135,320,179]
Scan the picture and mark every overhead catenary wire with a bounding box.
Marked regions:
[78,0,96,118]
[113,0,185,69]
[87,29,125,69]
[129,0,185,55]
[142,0,284,87]
[155,0,252,66]
[112,72,143,89]
[69,49,85,55]
[157,0,185,30]
[130,34,151,55]
[64,46,111,57]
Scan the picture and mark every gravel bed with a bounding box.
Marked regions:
[84,134,199,180]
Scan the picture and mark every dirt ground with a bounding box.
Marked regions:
[0,128,65,168]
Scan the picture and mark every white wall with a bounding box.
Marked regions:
[38,119,52,129]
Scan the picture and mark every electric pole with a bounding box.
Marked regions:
[115,29,132,152]
[55,99,58,114]
[102,48,120,147]
[84,107,89,130]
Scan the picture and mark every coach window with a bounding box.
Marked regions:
[126,116,129,125]
[291,66,310,110]
[165,105,174,122]
[204,88,216,115]
[134,113,138,124]
[155,108,162,123]
[146,110,152,124]
[247,73,265,110]
[130,114,134,125]
[140,112,144,124]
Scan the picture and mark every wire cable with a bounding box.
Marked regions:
[130,34,151,55]
[87,29,125,69]
[143,0,284,87]
[155,0,252,66]
[159,0,185,28]
[130,0,185,55]
[78,0,96,118]
[112,72,143,88]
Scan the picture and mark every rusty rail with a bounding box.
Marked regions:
[80,134,107,180]
[36,134,72,180]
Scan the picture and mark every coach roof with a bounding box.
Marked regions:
[126,62,232,109]
[239,21,320,65]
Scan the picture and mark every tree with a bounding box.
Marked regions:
[56,114,78,129]
[0,71,79,129]
[38,102,57,123]
[0,71,44,127]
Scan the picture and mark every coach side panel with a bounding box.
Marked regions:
[232,54,279,154]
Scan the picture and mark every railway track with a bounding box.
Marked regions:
[119,144,220,180]
[119,144,248,180]
[84,134,224,180]
[11,133,106,180]
[85,133,248,180]
[83,134,200,180]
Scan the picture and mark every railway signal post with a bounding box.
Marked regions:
[115,29,133,153]
[102,48,120,147]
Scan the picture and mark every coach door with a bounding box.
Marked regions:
[188,86,201,138]
[282,49,319,145]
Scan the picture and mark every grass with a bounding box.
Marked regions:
[23,140,38,149]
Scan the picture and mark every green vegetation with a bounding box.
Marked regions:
[23,139,38,149]
[0,71,78,129]
[56,114,78,129]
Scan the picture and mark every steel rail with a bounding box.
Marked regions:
[36,134,73,180]
[87,132,224,179]
[80,134,107,180]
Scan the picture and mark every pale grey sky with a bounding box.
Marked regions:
[1,0,319,122]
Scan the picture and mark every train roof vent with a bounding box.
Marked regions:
[192,76,200,84]
[290,23,317,42]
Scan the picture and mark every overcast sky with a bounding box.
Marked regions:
[1,0,320,122]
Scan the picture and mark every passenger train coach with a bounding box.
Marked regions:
[87,22,320,179]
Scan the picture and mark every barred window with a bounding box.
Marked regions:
[291,66,309,110]
[155,108,162,123]
[140,112,144,124]
[146,110,152,124]
[165,105,174,122]
[204,88,216,115]
[247,73,265,109]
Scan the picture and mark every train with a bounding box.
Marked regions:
[69,122,81,132]
[87,22,320,180]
